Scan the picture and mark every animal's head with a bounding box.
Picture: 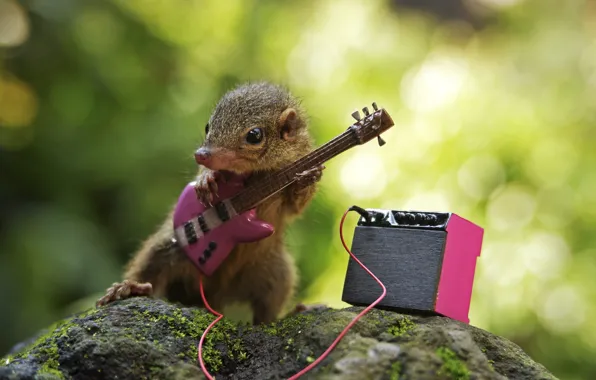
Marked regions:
[194,82,312,173]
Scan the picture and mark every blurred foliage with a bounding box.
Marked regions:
[0,0,595,378]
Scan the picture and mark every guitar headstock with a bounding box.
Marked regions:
[349,102,394,146]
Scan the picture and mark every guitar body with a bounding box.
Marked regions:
[172,174,275,276]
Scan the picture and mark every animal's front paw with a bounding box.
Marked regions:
[194,170,223,206]
[95,280,153,307]
[294,164,325,189]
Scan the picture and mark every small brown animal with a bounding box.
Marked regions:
[96,82,323,324]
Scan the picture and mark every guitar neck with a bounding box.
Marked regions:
[230,128,359,213]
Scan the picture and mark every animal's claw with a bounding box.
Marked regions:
[95,280,153,307]
[295,164,325,187]
[194,170,221,206]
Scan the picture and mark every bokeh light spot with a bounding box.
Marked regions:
[539,285,586,334]
[487,184,536,231]
[288,0,373,89]
[535,185,576,229]
[521,232,570,280]
[525,139,578,187]
[401,53,468,113]
[0,0,29,47]
[340,152,388,199]
[471,0,525,9]
[0,75,38,128]
[457,154,506,200]
[480,242,527,287]
[402,191,451,211]
[73,7,122,56]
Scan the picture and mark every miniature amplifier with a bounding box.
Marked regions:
[341,209,484,324]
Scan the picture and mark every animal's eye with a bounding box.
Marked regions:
[245,128,264,144]
[205,123,210,134]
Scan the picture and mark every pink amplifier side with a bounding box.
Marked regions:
[434,214,484,324]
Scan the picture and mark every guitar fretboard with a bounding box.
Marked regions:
[229,128,359,213]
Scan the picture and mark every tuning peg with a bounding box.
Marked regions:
[372,102,378,111]
[362,106,370,116]
[377,136,386,146]
[351,110,361,121]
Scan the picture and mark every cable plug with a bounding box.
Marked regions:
[348,205,371,223]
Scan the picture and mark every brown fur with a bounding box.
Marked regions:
[96,82,320,324]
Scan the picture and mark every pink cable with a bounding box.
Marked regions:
[198,275,223,380]
[198,207,387,379]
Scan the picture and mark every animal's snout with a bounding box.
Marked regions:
[194,148,211,165]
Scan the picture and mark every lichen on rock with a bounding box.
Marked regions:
[0,297,558,380]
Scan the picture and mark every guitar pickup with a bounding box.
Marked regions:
[183,221,198,244]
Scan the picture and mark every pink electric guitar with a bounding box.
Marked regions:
[172,103,395,276]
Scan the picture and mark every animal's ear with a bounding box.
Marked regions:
[278,108,298,141]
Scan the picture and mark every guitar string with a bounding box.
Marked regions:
[247,131,354,195]
[233,114,385,212]
[231,129,357,211]
[264,112,386,186]
[233,117,384,211]
[230,132,355,210]
[233,124,367,209]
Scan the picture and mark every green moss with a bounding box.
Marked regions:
[487,359,495,371]
[37,341,63,379]
[0,355,13,367]
[128,306,247,372]
[37,366,64,379]
[7,307,104,364]
[6,303,246,377]
[436,347,470,380]
[188,309,248,371]
[237,351,248,361]
[388,361,401,380]
[262,313,316,338]
[387,317,415,337]
[190,322,220,368]
[78,308,101,319]
[3,310,88,379]
[263,323,278,335]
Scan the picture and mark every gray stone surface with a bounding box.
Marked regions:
[0,297,558,380]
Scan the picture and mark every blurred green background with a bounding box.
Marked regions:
[0,0,594,378]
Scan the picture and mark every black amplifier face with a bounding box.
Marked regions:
[342,223,447,311]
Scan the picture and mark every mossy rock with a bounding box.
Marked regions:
[0,297,557,380]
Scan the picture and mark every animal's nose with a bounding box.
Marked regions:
[194,148,211,165]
